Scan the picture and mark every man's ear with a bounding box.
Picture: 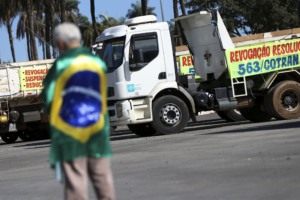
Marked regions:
[57,41,66,53]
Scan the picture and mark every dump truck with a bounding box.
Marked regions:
[94,11,300,136]
[0,59,54,143]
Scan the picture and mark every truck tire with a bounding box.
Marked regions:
[151,95,190,134]
[18,130,34,141]
[264,81,300,120]
[1,132,18,144]
[240,106,272,122]
[128,123,157,137]
[217,109,245,122]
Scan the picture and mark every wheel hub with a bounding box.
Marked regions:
[281,91,299,111]
[283,96,293,105]
[161,104,181,125]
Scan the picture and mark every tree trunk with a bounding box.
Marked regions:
[141,0,147,15]
[52,48,57,58]
[25,28,31,60]
[179,0,186,16]
[60,0,66,22]
[45,1,52,59]
[173,0,179,18]
[52,33,57,58]
[42,42,46,59]
[173,0,182,45]
[90,0,98,40]
[26,0,38,60]
[6,19,16,62]
[51,26,57,58]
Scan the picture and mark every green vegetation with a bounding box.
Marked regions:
[185,0,299,36]
[126,1,156,18]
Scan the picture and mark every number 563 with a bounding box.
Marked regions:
[238,61,261,76]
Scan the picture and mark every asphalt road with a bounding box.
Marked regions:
[1,114,300,200]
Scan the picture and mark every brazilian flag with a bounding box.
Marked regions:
[42,47,112,166]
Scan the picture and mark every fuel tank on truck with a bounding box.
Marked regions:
[175,11,234,81]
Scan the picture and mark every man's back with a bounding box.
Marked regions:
[42,24,115,199]
[43,47,112,166]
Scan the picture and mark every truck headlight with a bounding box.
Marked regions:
[0,113,8,123]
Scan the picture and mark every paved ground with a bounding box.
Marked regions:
[1,114,300,200]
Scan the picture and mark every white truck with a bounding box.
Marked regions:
[0,59,54,143]
[94,11,300,136]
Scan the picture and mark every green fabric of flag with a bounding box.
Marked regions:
[41,47,112,167]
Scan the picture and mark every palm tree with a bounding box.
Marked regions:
[17,0,48,60]
[14,0,80,61]
[90,0,98,40]
[16,12,32,60]
[56,0,79,23]
[42,0,79,59]
[26,0,38,60]
[0,1,18,62]
[77,13,95,47]
[35,16,46,59]
[47,0,79,58]
[99,15,124,28]
[126,1,156,18]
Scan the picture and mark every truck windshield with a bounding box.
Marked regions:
[99,37,125,73]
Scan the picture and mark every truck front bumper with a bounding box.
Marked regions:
[108,97,153,127]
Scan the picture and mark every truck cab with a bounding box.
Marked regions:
[95,15,195,135]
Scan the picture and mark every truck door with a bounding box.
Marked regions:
[124,31,164,97]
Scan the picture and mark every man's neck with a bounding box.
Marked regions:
[67,42,81,50]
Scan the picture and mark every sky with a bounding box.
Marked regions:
[0,0,174,63]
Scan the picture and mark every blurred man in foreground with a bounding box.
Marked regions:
[42,23,115,200]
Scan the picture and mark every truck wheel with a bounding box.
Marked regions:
[1,132,18,144]
[240,106,272,122]
[128,123,157,137]
[18,130,34,141]
[217,109,245,122]
[152,95,190,134]
[264,81,300,120]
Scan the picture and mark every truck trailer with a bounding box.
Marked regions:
[0,59,54,143]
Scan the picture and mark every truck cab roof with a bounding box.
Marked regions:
[96,15,168,43]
